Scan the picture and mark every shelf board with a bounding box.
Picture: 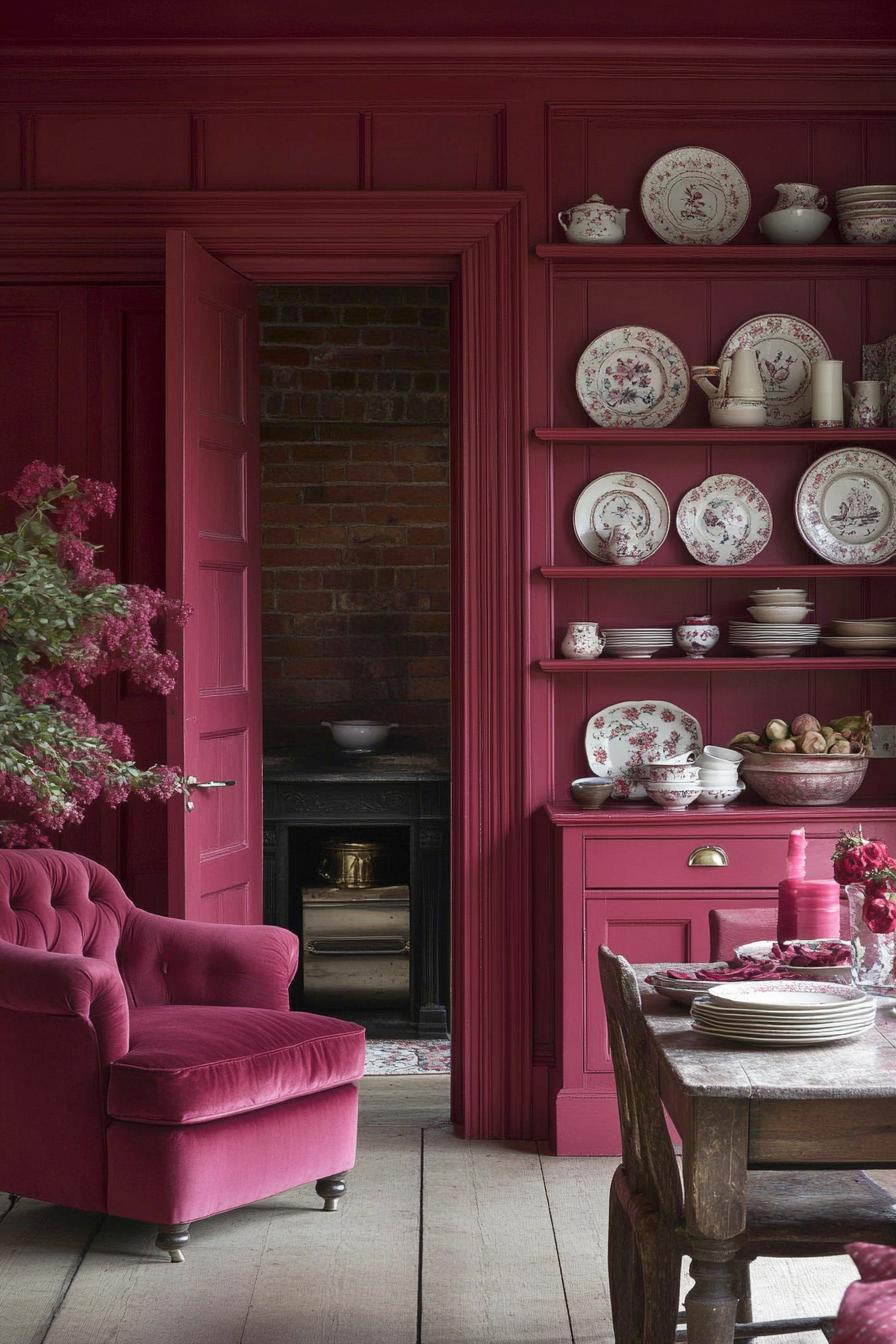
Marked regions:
[545,800,896,827]
[535,243,896,268]
[533,427,896,444]
[538,565,895,580]
[537,657,896,672]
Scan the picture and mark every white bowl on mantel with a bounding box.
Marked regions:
[321,720,398,752]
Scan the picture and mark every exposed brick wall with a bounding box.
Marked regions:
[259,285,450,753]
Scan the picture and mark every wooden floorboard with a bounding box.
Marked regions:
[420,1126,573,1344]
[1,1076,865,1344]
[538,1150,616,1344]
[0,1199,101,1344]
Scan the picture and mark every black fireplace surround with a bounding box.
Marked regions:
[263,750,450,1036]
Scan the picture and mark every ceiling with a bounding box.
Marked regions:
[5,0,896,44]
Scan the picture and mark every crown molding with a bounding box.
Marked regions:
[0,39,895,83]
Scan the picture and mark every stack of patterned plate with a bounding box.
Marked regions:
[691,981,876,1047]
[603,628,674,659]
[836,185,896,245]
[822,617,896,655]
[729,620,821,658]
[649,972,718,1005]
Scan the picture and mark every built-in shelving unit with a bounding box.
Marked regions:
[535,244,896,267]
[539,564,895,580]
[533,427,896,445]
[537,657,896,672]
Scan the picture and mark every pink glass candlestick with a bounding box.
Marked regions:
[777,828,840,942]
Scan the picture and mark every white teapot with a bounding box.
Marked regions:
[558,193,628,245]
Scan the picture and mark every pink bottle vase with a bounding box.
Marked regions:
[776,827,841,942]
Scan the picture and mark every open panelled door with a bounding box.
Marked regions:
[165,231,262,923]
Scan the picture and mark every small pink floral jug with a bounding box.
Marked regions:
[560,622,605,660]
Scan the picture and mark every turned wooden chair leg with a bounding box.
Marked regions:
[155,1223,190,1263]
[316,1172,347,1212]
[735,1258,754,1344]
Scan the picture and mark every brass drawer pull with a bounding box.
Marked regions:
[687,845,729,868]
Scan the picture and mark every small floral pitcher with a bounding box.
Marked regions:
[560,622,605,660]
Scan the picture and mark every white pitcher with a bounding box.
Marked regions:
[726,348,765,399]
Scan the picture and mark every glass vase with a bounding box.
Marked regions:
[846,883,896,996]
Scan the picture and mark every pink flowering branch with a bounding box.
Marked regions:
[0,460,191,848]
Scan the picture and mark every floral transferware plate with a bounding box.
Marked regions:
[862,334,896,427]
[573,471,671,563]
[676,474,772,565]
[719,313,830,427]
[575,326,689,428]
[640,146,750,245]
[585,700,703,800]
[795,447,896,565]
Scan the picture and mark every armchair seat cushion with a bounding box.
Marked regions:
[107,1005,365,1126]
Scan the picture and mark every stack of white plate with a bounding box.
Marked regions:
[836,185,896,245]
[649,972,715,1005]
[691,981,877,1047]
[822,617,896,656]
[603,628,674,660]
[729,621,821,658]
[747,587,812,624]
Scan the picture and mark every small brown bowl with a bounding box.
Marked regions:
[570,777,614,809]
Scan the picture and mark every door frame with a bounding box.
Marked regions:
[0,189,530,1139]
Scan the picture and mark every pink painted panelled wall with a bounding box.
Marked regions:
[1,41,895,1138]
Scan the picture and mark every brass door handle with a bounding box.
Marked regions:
[687,845,729,868]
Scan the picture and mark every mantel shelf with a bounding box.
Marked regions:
[537,657,896,672]
[538,565,895,580]
[535,243,896,269]
[533,427,896,444]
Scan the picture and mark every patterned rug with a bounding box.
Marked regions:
[364,1039,451,1075]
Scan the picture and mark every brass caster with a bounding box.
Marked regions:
[316,1173,347,1212]
[155,1223,190,1263]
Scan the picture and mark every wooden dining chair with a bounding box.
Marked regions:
[598,945,896,1343]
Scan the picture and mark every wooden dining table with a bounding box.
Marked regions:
[637,966,896,1344]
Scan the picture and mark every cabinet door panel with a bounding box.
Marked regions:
[583,893,775,1074]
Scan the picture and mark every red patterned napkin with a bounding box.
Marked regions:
[659,940,849,983]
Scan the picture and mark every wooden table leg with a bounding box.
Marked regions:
[680,1097,750,1344]
[684,1239,741,1344]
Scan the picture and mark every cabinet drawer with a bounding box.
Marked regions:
[586,835,801,890]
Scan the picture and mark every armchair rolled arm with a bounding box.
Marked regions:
[0,941,129,1065]
[120,910,299,1010]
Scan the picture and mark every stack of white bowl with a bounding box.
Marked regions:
[603,627,673,660]
[822,617,896,656]
[836,185,896,245]
[695,747,744,808]
[729,587,820,658]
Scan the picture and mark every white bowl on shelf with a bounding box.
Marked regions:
[696,781,745,808]
[747,605,813,624]
[748,589,809,606]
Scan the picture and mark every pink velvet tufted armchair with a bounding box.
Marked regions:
[0,851,365,1261]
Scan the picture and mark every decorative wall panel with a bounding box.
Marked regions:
[34,113,191,189]
[201,112,362,190]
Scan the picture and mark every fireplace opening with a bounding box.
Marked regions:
[259,285,451,1059]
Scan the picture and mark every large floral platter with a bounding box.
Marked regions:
[719,314,830,427]
[676,473,772,565]
[585,700,703,800]
[640,146,750,245]
[795,447,896,565]
[862,334,896,427]
[573,471,670,562]
[575,326,688,428]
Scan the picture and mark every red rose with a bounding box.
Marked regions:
[836,847,868,883]
[863,841,892,871]
[863,892,896,934]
